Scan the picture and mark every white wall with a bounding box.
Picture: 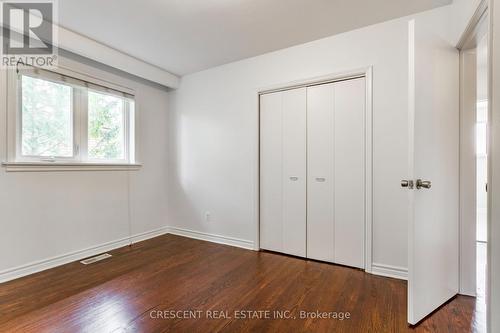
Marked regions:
[0,51,170,281]
[167,8,454,272]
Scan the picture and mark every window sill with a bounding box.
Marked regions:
[1,161,142,172]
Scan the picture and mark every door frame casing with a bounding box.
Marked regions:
[456,0,489,297]
[254,67,373,272]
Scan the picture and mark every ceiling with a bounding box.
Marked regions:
[58,0,452,76]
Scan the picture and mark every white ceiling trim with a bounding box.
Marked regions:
[1,6,178,88]
[58,26,179,88]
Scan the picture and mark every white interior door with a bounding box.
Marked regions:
[260,88,307,257]
[260,91,283,252]
[282,88,307,257]
[307,83,335,262]
[407,19,459,325]
[307,78,365,268]
[333,78,365,268]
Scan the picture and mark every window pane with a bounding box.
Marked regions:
[21,76,73,157]
[88,91,125,160]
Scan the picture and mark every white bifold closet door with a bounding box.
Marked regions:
[260,87,307,257]
[307,78,365,269]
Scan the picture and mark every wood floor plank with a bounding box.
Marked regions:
[0,234,483,332]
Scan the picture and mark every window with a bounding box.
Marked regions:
[9,66,137,169]
[21,76,73,158]
[87,91,126,160]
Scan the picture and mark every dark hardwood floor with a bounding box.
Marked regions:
[0,234,482,332]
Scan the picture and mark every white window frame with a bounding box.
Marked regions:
[3,65,140,172]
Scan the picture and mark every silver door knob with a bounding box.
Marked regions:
[401,180,414,189]
[416,179,431,189]
[289,176,298,181]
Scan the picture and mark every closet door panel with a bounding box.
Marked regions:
[333,78,365,268]
[282,88,307,257]
[306,83,335,262]
[259,92,283,252]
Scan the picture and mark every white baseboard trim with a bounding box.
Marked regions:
[167,226,255,250]
[0,226,169,284]
[131,226,170,244]
[371,263,408,280]
[459,289,476,297]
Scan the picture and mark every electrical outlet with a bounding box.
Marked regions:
[205,211,211,222]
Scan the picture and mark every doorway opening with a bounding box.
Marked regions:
[457,2,490,332]
[475,33,488,324]
[458,4,489,331]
